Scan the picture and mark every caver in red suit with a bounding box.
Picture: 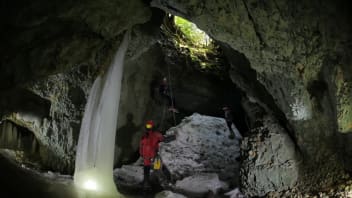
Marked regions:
[139,120,164,186]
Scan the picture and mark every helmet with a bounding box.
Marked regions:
[145,120,154,129]
[222,106,229,110]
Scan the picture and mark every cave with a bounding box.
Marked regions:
[0,121,42,166]
[0,0,352,197]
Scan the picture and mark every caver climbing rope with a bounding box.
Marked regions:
[159,99,167,131]
[167,64,177,126]
[158,65,177,131]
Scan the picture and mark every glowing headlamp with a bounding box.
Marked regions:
[146,124,152,129]
[83,179,98,191]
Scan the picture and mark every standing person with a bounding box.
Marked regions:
[139,120,164,188]
[159,77,178,113]
[223,106,235,139]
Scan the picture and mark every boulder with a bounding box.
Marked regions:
[114,165,144,192]
[174,173,228,198]
[240,116,301,196]
[155,190,187,198]
[160,113,241,183]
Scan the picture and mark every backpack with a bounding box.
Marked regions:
[153,155,162,170]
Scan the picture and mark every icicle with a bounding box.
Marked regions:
[74,30,130,197]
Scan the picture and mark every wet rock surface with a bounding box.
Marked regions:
[240,116,301,197]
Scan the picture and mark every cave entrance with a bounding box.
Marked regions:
[0,120,43,169]
[159,14,249,134]
[161,14,223,71]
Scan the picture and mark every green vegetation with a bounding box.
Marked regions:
[174,16,211,47]
[162,15,221,70]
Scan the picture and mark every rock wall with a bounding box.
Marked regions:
[240,116,300,196]
[0,0,151,90]
[3,66,95,172]
[0,121,43,167]
[151,0,352,189]
[0,0,152,171]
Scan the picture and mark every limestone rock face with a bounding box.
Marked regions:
[3,66,95,172]
[0,121,44,168]
[151,0,352,187]
[160,113,241,183]
[0,0,151,90]
[240,116,300,196]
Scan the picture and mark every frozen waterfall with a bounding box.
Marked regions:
[74,31,130,197]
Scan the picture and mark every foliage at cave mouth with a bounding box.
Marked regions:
[161,14,223,71]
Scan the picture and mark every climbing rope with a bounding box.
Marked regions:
[158,64,177,131]
[167,64,177,126]
[159,99,167,131]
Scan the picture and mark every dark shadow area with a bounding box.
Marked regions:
[0,88,51,118]
[0,151,149,198]
[115,113,141,167]
[68,86,86,109]
[220,42,297,141]
[0,154,76,198]
[0,120,43,168]
[307,79,328,112]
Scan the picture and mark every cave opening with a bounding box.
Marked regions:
[0,120,43,170]
[0,0,351,196]
[160,14,224,73]
[158,13,249,134]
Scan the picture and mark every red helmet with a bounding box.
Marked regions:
[145,120,154,129]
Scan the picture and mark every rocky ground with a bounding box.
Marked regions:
[1,113,352,198]
[268,177,352,198]
[115,113,243,198]
[0,113,242,198]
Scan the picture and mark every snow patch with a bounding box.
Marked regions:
[175,173,228,196]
